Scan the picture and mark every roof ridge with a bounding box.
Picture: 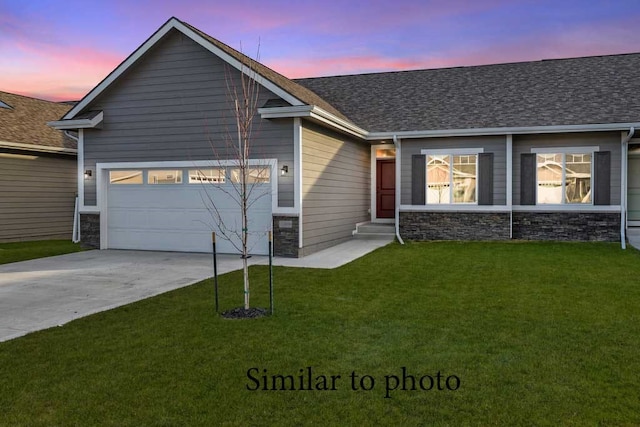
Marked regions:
[294,51,640,81]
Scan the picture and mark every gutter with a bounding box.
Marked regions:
[621,127,635,249]
[393,135,404,245]
[0,140,77,155]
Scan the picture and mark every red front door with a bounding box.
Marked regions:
[376,159,396,218]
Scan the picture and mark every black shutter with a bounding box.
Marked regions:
[478,153,494,205]
[412,154,426,205]
[593,151,611,205]
[520,153,536,205]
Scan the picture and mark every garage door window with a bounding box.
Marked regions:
[148,170,183,184]
[230,166,270,184]
[189,168,226,184]
[110,170,143,184]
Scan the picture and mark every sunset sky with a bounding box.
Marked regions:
[2,0,640,102]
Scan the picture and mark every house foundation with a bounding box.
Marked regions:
[400,211,511,241]
[512,212,619,241]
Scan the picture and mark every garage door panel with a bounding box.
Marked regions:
[106,168,272,255]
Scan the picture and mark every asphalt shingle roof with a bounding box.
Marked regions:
[0,91,76,150]
[295,53,640,133]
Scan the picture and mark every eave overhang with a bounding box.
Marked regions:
[258,105,369,139]
[48,111,104,130]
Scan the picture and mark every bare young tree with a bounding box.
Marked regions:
[198,46,271,311]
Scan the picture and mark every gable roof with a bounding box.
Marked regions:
[0,91,76,153]
[54,17,640,138]
[61,17,350,125]
[295,53,640,133]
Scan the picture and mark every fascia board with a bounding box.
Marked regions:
[173,21,304,107]
[62,20,179,120]
[48,112,104,130]
[259,105,368,139]
[367,122,640,140]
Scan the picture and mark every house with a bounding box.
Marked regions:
[49,17,640,256]
[0,91,77,242]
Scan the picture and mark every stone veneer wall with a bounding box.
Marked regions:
[80,213,100,249]
[512,212,620,241]
[400,211,510,241]
[273,215,300,257]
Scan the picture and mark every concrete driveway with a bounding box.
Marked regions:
[0,238,393,343]
[0,250,253,342]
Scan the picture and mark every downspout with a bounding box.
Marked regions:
[64,131,81,243]
[621,127,635,249]
[393,135,405,244]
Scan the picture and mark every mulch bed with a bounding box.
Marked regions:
[221,307,268,319]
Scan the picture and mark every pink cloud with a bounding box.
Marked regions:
[2,44,123,102]
[433,20,640,69]
[267,17,640,79]
[0,8,123,101]
[266,55,429,78]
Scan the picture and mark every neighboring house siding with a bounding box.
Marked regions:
[0,151,76,242]
[512,132,621,205]
[401,136,507,205]
[301,122,370,254]
[82,29,293,207]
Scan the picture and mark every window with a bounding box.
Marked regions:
[189,168,226,184]
[536,153,591,204]
[148,170,183,184]
[230,166,270,184]
[426,154,477,204]
[110,170,142,184]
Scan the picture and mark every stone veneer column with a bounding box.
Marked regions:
[79,213,100,249]
[272,215,300,257]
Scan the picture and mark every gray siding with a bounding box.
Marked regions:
[301,122,370,254]
[512,132,621,205]
[0,151,76,242]
[401,135,507,205]
[83,29,293,206]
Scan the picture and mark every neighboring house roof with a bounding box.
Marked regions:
[0,91,77,153]
[295,53,640,133]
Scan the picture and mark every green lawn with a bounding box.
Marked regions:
[1,241,639,425]
[0,240,82,265]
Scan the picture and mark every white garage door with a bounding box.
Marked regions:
[106,167,272,255]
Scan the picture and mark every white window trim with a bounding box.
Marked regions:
[422,148,483,205]
[400,204,510,212]
[513,205,621,212]
[421,148,485,156]
[530,146,599,154]
[532,147,597,206]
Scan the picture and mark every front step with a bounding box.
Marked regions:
[353,222,396,240]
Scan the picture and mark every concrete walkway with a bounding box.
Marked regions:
[627,228,640,250]
[0,238,393,342]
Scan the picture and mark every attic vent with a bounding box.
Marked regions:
[0,100,12,109]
